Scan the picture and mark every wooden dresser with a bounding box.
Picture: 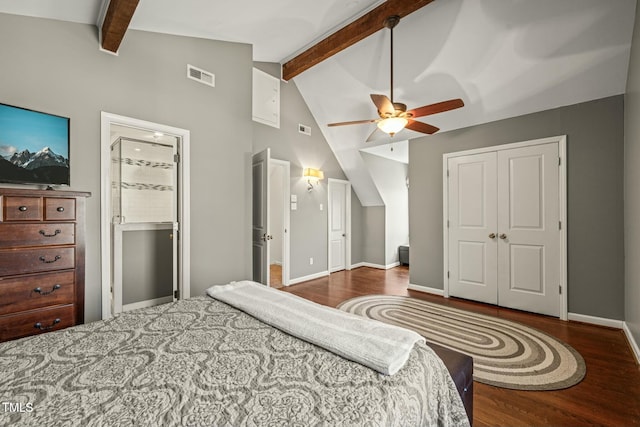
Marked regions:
[0,188,90,342]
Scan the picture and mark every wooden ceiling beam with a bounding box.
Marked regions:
[101,0,140,53]
[282,0,434,81]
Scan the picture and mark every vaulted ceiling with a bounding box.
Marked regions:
[0,0,636,205]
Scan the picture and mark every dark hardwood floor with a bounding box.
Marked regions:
[281,266,640,427]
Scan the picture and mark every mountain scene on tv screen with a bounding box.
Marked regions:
[0,146,69,184]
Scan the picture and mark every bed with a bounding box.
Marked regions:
[0,293,470,426]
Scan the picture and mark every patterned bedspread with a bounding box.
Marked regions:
[0,297,469,426]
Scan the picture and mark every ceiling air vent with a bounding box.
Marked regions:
[187,64,215,87]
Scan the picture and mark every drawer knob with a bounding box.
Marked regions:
[56,207,65,212]
[39,255,61,264]
[34,318,61,331]
[39,229,62,238]
[18,206,28,212]
[33,284,62,296]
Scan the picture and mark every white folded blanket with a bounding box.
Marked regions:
[206,281,425,375]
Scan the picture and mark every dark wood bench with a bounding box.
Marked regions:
[427,342,474,423]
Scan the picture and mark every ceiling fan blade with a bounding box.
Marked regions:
[328,119,377,127]
[408,99,465,119]
[370,94,395,116]
[406,120,439,135]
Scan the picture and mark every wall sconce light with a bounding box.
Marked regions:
[303,168,324,192]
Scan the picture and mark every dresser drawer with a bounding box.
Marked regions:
[0,271,75,316]
[0,304,75,341]
[44,198,76,221]
[0,247,75,276]
[1,196,42,222]
[0,223,75,248]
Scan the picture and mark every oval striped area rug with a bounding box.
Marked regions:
[337,295,586,391]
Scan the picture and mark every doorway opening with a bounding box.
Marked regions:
[269,159,290,288]
[100,112,191,319]
[251,149,290,287]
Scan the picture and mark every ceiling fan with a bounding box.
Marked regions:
[327,15,464,142]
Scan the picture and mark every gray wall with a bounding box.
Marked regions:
[122,229,173,304]
[252,62,364,279]
[409,95,625,320]
[362,206,386,266]
[350,192,365,265]
[625,4,640,349]
[362,152,409,265]
[0,13,253,322]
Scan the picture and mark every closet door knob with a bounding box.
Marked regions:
[489,233,496,239]
[499,233,507,240]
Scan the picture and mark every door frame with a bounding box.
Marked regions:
[100,112,191,320]
[270,158,291,286]
[442,135,567,320]
[327,178,352,272]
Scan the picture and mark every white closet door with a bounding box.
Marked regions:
[497,143,560,316]
[448,152,498,305]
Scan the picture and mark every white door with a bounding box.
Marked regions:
[328,180,349,272]
[447,141,562,317]
[448,152,499,305]
[497,143,560,317]
[252,149,270,285]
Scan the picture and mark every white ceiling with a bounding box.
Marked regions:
[361,141,408,164]
[0,0,636,205]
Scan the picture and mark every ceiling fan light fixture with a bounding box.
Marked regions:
[377,117,407,136]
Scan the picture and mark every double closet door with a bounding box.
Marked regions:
[446,141,562,317]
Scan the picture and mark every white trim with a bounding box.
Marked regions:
[350,262,367,269]
[289,270,330,285]
[567,312,624,329]
[442,154,450,298]
[353,262,399,270]
[408,284,445,296]
[443,135,568,319]
[444,135,568,158]
[327,178,352,273]
[122,296,174,312]
[100,112,191,320]
[623,322,640,364]
[270,158,291,286]
[558,137,568,320]
[362,263,386,270]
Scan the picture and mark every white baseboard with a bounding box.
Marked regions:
[289,270,330,285]
[123,295,174,312]
[567,312,624,329]
[623,322,640,365]
[351,262,400,270]
[408,284,445,296]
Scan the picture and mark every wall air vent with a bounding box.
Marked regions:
[298,124,311,136]
[187,64,215,87]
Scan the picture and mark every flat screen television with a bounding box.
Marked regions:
[0,102,70,186]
